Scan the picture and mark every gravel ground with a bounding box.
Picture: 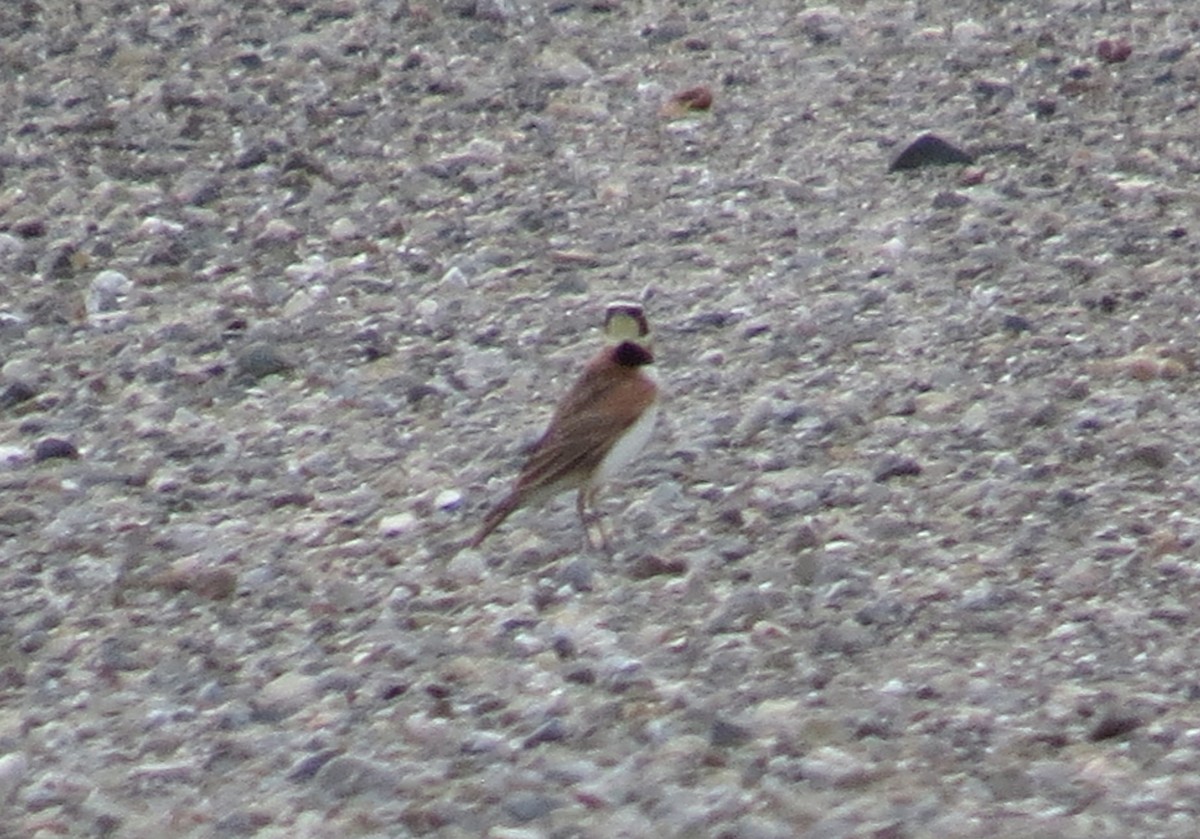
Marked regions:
[2,1,1200,837]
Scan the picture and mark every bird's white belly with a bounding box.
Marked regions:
[594,400,658,486]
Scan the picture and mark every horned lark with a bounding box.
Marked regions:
[469,338,659,550]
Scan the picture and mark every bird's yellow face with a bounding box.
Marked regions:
[603,301,650,345]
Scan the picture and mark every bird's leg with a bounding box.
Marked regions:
[594,496,613,556]
[576,489,595,550]
[576,488,611,555]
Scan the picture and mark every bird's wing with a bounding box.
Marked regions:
[515,411,633,494]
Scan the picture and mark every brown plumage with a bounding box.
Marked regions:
[469,340,658,549]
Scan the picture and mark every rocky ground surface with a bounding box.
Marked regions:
[2,1,1200,837]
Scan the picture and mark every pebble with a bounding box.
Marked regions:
[415,297,440,324]
[236,343,293,380]
[734,396,776,442]
[951,19,988,44]
[379,511,419,536]
[1128,442,1172,470]
[555,556,595,591]
[475,0,517,23]
[627,554,688,580]
[523,718,568,748]
[287,748,343,783]
[873,454,922,482]
[91,268,132,296]
[446,548,486,583]
[1089,711,1143,742]
[0,232,24,265]
[959,402,990,433]
[490,829,548,839]
[282,287,325,318]
[931,190,969,210]
[212,810,272,836]
[811,619,873,655]
[797,746,873,789]
[22,771,92,810]
[312,755,398,798]
[284,254,331,284]
[149,560,238,601]
[889,133,975,171]
[503,791,564,822]
[0,381,37,408]
[706,588,770,633]
[85,269,132,315]
[135,216,184,238]
[257,218,300,243]
[235,145,270,169]
[959,581,1015,612]
[1097,37,1133,64]
[0,752,28,804]
[797,5,849,44]
[710,716,752,747]
[256,672,318,719]
[439,265,469,289]
[0,445,28,466]
[0,504,38,527]
[434,488,464,511]
[724,816,793,839]
[34,438,79,462]
[1002,314,1034,334]
[458,346,510,391]
[328,216,359,241]
[662,85,714,118]
[538,48,594,86]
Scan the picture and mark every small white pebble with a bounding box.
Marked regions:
[0,445,29,466]
[329,216,359,241]
[378,512,418,536]
[878,235,907,263]
[440,265,468,289]
[446,548,485,583]
[489,828,547,839]
[2,358,38,383]
[91,269,131,295]
[136,216,184,237]
[952,19,988,44]
[415,298,439,321]
[86,269,133,315]
[259,218,299,243]
[282,288,318,318]
[435,488,463,511]
[284,254,330,283]
[0,232,23,260]
[0,751,27,804]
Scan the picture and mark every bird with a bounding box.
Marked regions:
[468,337,659,551]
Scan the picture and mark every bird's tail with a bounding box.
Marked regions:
[467,491,522,548]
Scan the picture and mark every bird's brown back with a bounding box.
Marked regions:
[513,343,657,497]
